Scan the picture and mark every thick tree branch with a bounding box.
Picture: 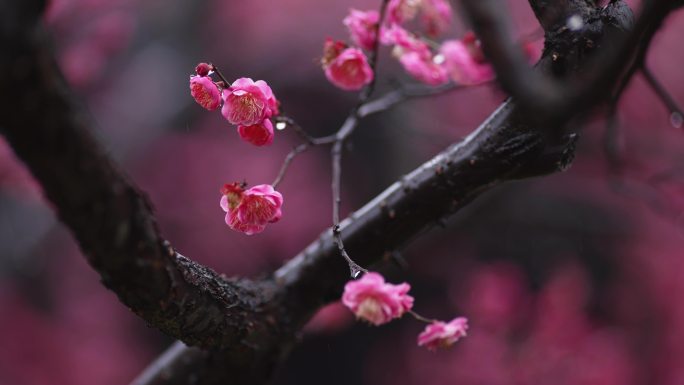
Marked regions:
[527,0,576,31]
[461,0,669,126]
[0,1,293,382]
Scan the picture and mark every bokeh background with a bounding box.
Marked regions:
[1,0,684,384]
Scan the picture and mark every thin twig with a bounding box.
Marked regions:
[603,104,622,175]
[269,116,337,188]
[329,0,391,277]
[272,143,310,188]
[331,138,368,277]
[210,64,230,86]
[270,82,464,191]
[641,66,684,128]
[408,310,438,323]
[602,52,639,176]
[359,82,463,117]
[358,0,391,102]
[273,116,326,145]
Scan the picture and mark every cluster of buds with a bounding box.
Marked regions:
[189,63,280,146]
[343,272,468,351]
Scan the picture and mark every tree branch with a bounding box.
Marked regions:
[0,2,295,383]
[0,0,677,384]
[461,0,669,126]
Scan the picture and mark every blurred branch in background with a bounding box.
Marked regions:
[461,0,674,127]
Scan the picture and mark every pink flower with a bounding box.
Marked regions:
[323,47,374,91]
[417,317,469,351]
[398,51,449,85]
[420,0,452,36]
[342,272,414,325]
[386,0,421,25]
[220,183,283,235]
[321,38,348,68]
[189,75,221,111]
[440,38,494,85]
[343,9,380,51]
[383,25,446,85]
[462,31,486,63]
[381,24,430,57]
[237,118,274,146]
[221,78,279,126]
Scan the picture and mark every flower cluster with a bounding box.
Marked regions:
[342,272,468,351]
[189,63,279,146]
[322,2,537,90]
[379,0,492,86]
[219,183,283,235]
[189,65,285,234]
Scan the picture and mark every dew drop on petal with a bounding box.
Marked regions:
[670,111,683,128]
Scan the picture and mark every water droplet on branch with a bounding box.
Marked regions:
[566,14,584,31]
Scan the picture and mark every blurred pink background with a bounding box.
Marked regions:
[1,0,684,384]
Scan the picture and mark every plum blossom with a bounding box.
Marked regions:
[189,75,221,111]
[440,37,494,85]
[462,32,486,62]
[221,78,279,126]
[384,25,447,85]
[386,0,421,25]
[220,183,283,235]
[323,46,374,91]
[321,38,348,67]
[237,118,274,146]
[342,272,414,325]
[381,24,430,56]
[417,317,469,351]
[420,0,452,36]
[343,9,380,51]
[398,51,449,85]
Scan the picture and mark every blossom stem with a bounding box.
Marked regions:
[641,66,684,129]
[408,310,438,324]
[272,143,309,189]
[273,116,320,145]
[210,64,230,87]
[358,0,391,102]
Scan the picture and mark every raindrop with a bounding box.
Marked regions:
[349,264,363,279]
[566,14,583,31]
[276,121,287,130]
[432,54,445,65]
[670,111,683,129]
